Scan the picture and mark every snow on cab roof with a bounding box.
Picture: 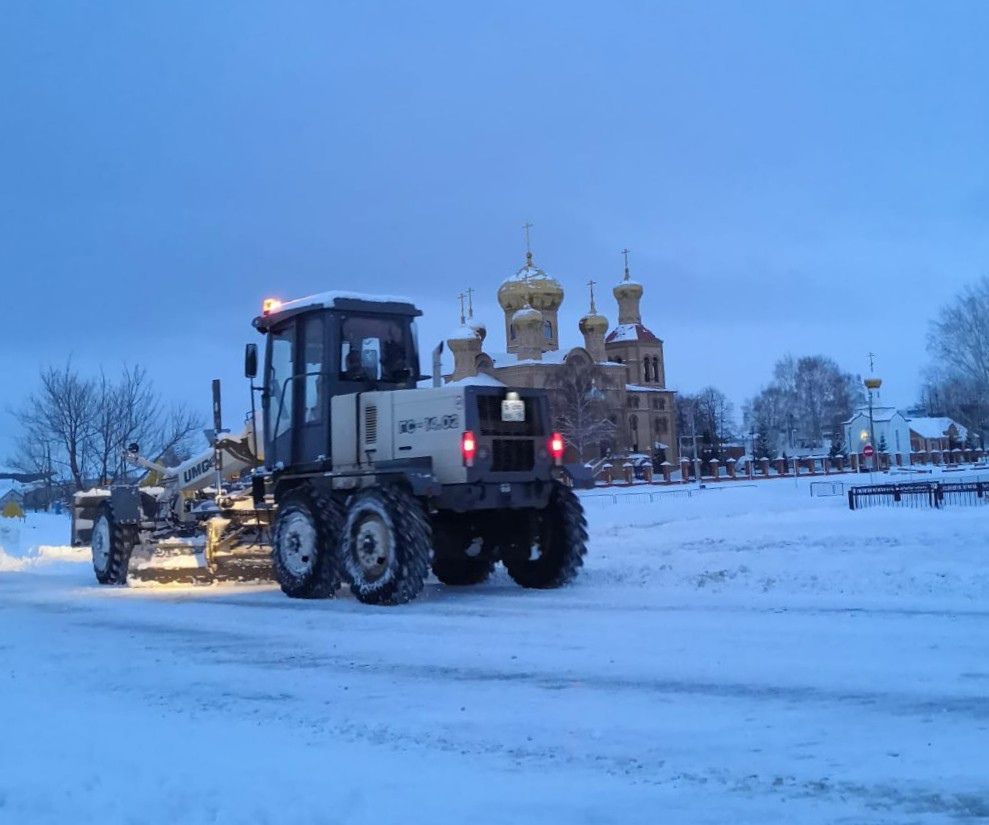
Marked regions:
[279,291,417,312]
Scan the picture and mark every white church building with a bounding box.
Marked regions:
[843,406,912,463]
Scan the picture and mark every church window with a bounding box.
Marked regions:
[510,324,516,340]
[630,414,638,431]
[655,418,668,436]
[643,359,652,382]
[543,320,553,340]
[653,356,661,383]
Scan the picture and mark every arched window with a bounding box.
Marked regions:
[642,359,651,382]
[510,324,516,340]
[630,414,638,431]
[652,356,661,383]
[543,320,553,340]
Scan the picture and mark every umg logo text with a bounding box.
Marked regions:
[182,457,214,485]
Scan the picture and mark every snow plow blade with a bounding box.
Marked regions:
[126,517,274,587]
[127,543,273,587]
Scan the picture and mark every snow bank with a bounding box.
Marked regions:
[579,480,989,608]
[0,513,86,572]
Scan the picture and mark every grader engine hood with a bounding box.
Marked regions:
[331,384,556,495]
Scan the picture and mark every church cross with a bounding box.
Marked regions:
[466,287,475,319]
[457,292,466,325]
[621,248,631,280]
[868,351,877,373]
[587,279,598,312]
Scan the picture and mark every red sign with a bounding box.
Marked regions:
[862,444,875,458]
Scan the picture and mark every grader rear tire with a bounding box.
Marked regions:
[501,483,587,589]
[431,529,494,586]
[272,486,345,599]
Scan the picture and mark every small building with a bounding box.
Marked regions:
[907,417,968,453]
[843,406,912,462]
[0,487,25,519]
[0,487,23,508]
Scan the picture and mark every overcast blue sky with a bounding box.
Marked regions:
[3,1,988,454]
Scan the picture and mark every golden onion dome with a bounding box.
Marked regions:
[579,311,608,335]
[498,254,564,312]
[613,277,643,302]
[512,303,543,330]
[497,277,530,312]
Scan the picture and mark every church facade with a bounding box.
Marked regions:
[445,248,679,465]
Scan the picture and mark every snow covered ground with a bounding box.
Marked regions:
[2,481,988,824]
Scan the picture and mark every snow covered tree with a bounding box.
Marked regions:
[677,387,736,458]
[745,354,861,453]
[549,360,616,462]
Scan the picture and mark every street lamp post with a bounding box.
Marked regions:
[864,376,882,471]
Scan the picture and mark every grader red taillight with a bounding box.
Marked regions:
[549,432,565,465]
[461,430,477,467]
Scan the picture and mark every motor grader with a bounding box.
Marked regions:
[88,291,588,604]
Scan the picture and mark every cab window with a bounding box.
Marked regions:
[303,315,325,424]
[339,315,410,383]
[268,325,294,439]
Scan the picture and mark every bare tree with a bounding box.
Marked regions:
[11,361,204,492]
[924,278,989,442]
[89,365,199,483]
[928,277,989,389]
[13,361,95,490]
[550,360,616,462]
[153,403,203,465]
[677,387,735,458]
[745,354,860,454]
[7,423,57,508]
[744,385,789,457]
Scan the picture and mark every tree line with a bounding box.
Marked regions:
[677,276,989,459]
[7,361,202,501]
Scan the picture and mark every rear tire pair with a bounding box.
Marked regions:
[429,484,587,589]
[272,484,431,606]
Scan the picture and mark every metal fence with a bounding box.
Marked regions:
[848,480,989,511]
[583,484,758,506]
[810,481,845,497]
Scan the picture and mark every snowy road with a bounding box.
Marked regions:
[2,484,988,823]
